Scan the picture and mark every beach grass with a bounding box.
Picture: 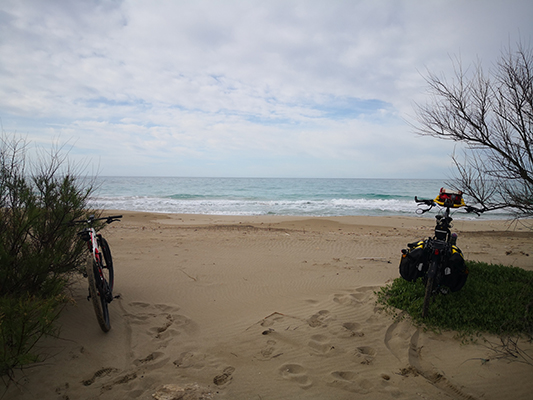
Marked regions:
[377,261,533,338]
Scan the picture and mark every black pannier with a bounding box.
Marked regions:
[441,245,468,292]
[399,240,428,282]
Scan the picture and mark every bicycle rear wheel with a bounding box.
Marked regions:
[86,257,111,332]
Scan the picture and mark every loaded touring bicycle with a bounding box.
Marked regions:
[399,188,484,317]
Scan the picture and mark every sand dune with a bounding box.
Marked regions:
[3,212,532,399]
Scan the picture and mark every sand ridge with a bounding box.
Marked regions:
[3,212,532,399]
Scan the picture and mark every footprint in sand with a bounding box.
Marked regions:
[121,302,200,381]
[330,321,365,338]
[308,334,337,355]
[54,382,69,397]
[307,310,333,327]
[101,372,138,391]
[173,351,207,369]
[355,346,376,364]
[343,322,365,336]
[328,371,373,394]
[82,367,119,386]
[258,339,284,360]
[333,293,363,306]
[279,363,312,389]
[213,366,235,386]
[147,313,196,340]
[260,312,286,328]
[134,351,169,370]
[153,384,213,400]
[333,286,376,306]
[82,367,139,390]
[126,302,198,341]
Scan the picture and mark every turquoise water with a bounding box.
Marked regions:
[90,176,502,218]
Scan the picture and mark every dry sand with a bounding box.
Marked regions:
[3,212,533,400]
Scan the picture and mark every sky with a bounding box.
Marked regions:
[0,0,531,178]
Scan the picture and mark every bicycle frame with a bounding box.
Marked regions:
[425,235,450,289]
[81,227,112,302]
[425,208,453,283]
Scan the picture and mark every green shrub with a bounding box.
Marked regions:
[377,261,533,338]
[0,135,96,377]
[0,294,69,376]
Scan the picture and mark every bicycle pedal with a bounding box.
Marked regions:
[114,294,121,299]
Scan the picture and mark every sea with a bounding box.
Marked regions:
[88,177,508,220]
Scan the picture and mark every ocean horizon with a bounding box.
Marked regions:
[89,176,507,219]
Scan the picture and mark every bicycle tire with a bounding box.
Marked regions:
[422,275,434,318]
[99,236,114,293]
[86,256,111,332]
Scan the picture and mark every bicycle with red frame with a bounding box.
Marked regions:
[71,215,122,331]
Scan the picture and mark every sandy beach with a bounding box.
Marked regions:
[3,212,533,400]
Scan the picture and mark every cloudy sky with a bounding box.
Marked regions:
[1,0,531,178]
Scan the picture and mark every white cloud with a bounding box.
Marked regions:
[0,0,531,177]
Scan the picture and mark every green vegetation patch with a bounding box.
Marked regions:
[0,294,68,376]
[1,134,96,377]
[376,261,533,337]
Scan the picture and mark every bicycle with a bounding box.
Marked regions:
[71,214,122,332]
[399,189,484,317]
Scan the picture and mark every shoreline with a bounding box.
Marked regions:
[4,212,532,399]
[107,208,531,226]
[95,205,523,221]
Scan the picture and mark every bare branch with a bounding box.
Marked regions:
[415,42,533,220]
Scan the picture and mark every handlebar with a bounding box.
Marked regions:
[414,196,435,206]
[414,197,435,214]
[71,215,123,225]
[414,196,485,215]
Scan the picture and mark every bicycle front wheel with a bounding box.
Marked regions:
[99,236,114,293]
[86,257,111,332]
[422,276,434,318]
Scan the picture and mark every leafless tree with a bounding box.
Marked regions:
[414,43,533,219]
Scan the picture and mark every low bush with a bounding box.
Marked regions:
[0,135,96,377]
[0,293,69,376]
[376,261,533,338]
